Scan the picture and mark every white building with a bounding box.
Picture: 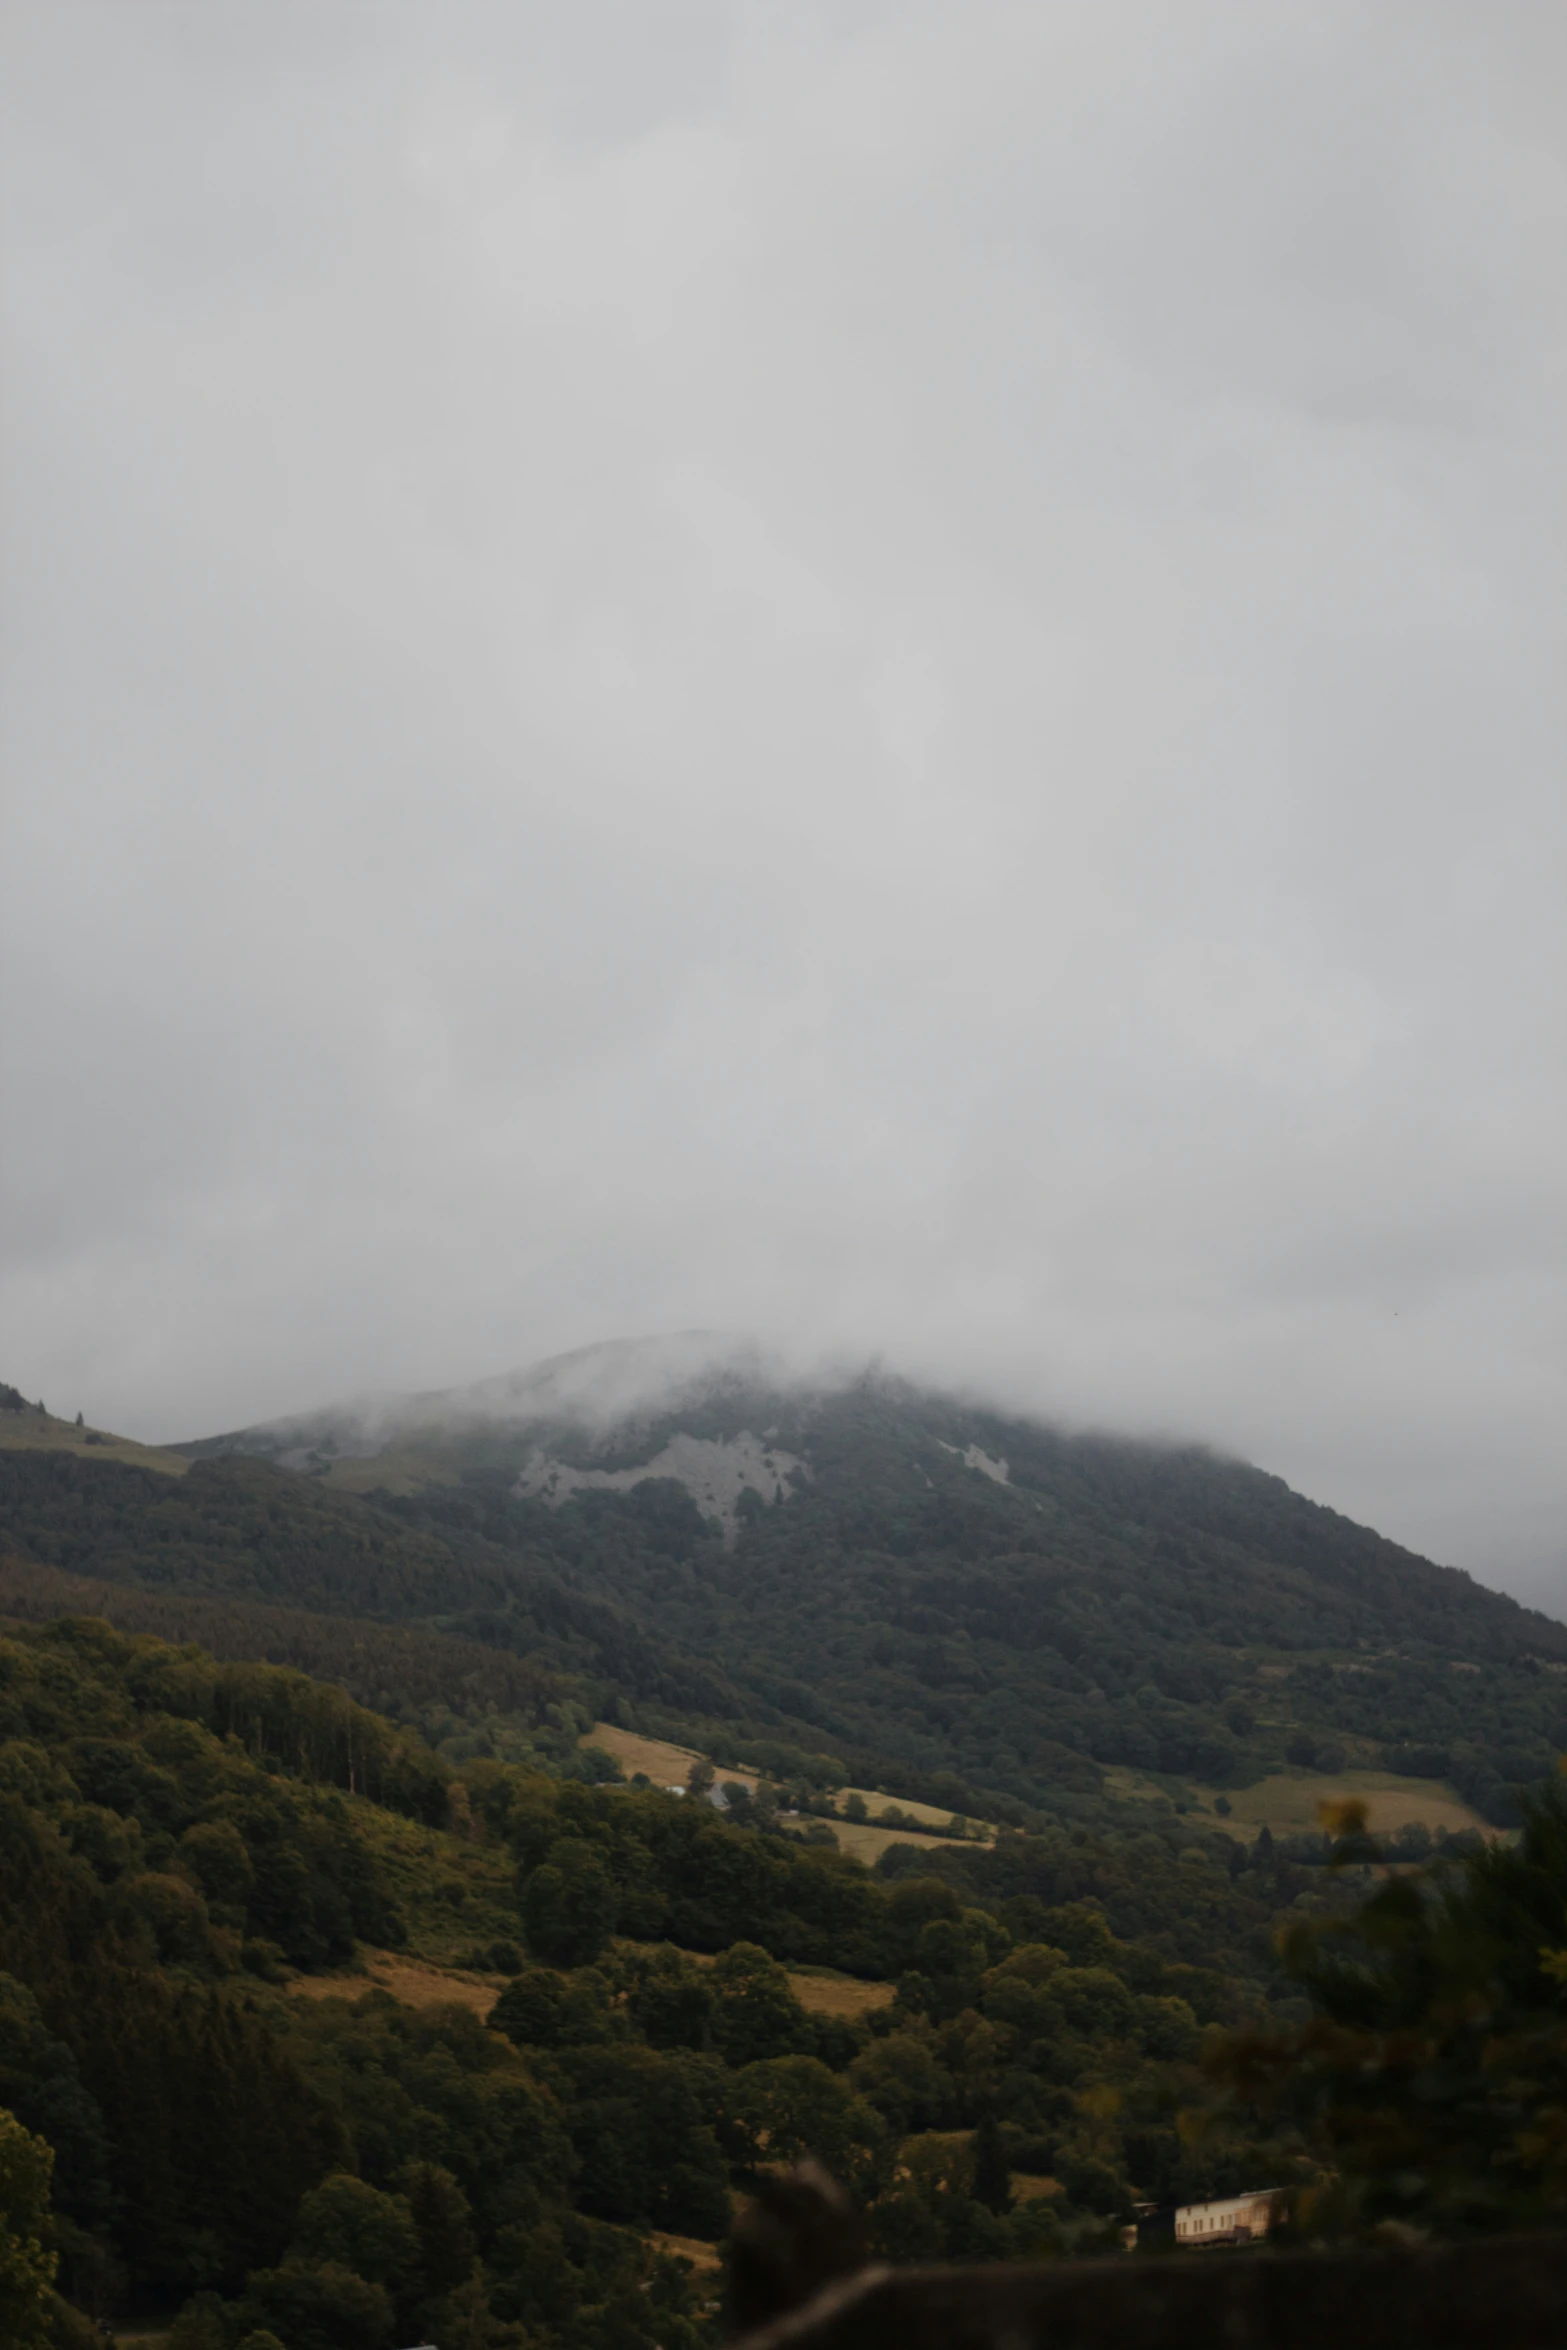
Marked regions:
[1174,2190,1278,2246]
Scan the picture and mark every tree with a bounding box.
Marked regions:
[552,2046,731,2238]
[239,2260,393,2350]
[847,2028,953,2138]
[627,1949,714,2052]
[686,1758,716,1798]
[291,2173,419,2295]
[867,2132,1005,2264]
[179,1820,255,1912]
[735,2058,885,2196]
[710,1944,815,2068]
[521,1839,616,1967]
[1052,1966,1135,2037]
[843,1792,868,1824]
[0,2108,57,2350]
[490,1968,569,2049]
[1217,1777,1567,2234]
[397,2162,475,2299]
[0,1975,111,2228]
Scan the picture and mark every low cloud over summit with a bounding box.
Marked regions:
[2,4,1562,1606]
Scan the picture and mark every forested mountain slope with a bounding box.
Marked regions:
[168,1344,1567,1828]
[0,1616,1315,2346]
[4,1343,1563,1833]
[0,1439,741,1721]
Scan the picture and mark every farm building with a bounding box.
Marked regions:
[1174,2190,1279,2246]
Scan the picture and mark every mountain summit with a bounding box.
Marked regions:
[177,1330,799,1482]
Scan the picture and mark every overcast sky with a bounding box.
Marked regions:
[3,1,1563,1604]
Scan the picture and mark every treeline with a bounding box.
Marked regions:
[0,1553,570,1732]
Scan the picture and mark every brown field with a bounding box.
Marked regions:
[787,1816,971,1868]
[586,1721,758,1790]
[660,1945,893,2016]
[647,2231,724,2274]
[1105,1763,1493,1840]
[0,1409,188,1476]
[836,1785,993,1837]
[785,1969,895,2019]
[1221,1769,1492,1840]
[1012,2172,1063,2203]
[290,1947,501,2018]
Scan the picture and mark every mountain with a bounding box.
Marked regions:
[162,1335,1567,1828]
[4,1340,1563,1830]
[4,1354,1561,2346]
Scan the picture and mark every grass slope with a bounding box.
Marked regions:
[0,1402,188,1475]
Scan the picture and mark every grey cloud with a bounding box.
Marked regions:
[2,0,1562,1607]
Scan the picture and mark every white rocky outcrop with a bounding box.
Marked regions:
[514,1428,809,1538]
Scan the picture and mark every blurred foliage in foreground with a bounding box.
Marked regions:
[1213,1773,1567,2237]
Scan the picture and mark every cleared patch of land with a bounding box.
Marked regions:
[1012,2172,1063,2203]
[787,1817,973,1867]
[1221,1769,1492,1839]
[0,1409,189,1475]
[1103,1763,1491,1840]
[784,1969,895,2019]
[290,1947,500,2018]
[587,1721,758,1790]
[836,1785,994,1838]
[666,1946,892,2015]
[646,2230,724,2275]
[582,1734,992,1853]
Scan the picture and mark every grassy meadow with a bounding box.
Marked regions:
[0,1405,188,1475]
[1105,1762,1493,1840]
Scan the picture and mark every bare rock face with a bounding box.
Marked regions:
[176,1330,823,1537]
[515,1428,809,1538]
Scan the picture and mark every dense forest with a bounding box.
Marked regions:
[2,1611,1564,2349]
[0,1614,1320,2345]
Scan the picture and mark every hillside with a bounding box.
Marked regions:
[5,1334,1566,2342]
[0,1616,1317,2346]
[0,1387,187,1478]
[169,1339,1567,1830]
